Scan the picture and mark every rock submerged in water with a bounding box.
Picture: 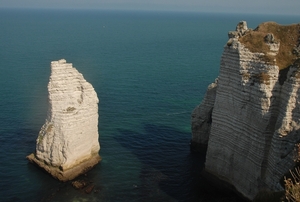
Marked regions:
[71,179,96,194]
[27,59,101,181]
[72,179,89,189]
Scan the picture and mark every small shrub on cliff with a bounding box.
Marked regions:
[284,168,300,202]
[242,72,251,80]
[251,72,271,85]
[284,144,300,202]
[259,72,271,85]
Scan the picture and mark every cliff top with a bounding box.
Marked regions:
[239,22,300,70]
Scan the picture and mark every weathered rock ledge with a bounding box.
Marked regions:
[27,59,101,181]
[192,21,300,200]
[27,153,100,181]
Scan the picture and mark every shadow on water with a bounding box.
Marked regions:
[116,124,241,202]
[0,124,248,201]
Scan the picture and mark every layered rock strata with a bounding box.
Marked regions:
[192,21,300,200]
[27,59,101,181]
[191,79,217,152]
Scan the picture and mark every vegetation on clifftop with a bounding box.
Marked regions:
[283,143,300,202]
[239,22,300,70]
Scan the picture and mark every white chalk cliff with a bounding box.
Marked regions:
[27,59,100,181]
[192,22,300,200]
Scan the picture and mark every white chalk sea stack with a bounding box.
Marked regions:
[27,59,101,181]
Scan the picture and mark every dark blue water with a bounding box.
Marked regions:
[0,9,299,201]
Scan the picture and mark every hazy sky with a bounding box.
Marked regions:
[1,0,300,15]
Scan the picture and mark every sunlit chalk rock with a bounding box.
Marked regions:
[192,21,300,200]
[27,59,101,181]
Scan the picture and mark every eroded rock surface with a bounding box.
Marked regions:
[192,22,300,200]
[27,59,100,181]
[191,79,217,152]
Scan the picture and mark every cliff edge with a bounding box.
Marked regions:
[192,21,300,200]
[27,59,101,181]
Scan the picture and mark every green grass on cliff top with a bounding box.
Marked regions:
[239,22,300,70]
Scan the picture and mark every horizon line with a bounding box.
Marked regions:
[1,7,300,17]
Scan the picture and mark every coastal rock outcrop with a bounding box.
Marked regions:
[192,22,300,200]
[27,59,101,181]
[191,79,217,152]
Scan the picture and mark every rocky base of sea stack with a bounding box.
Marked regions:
[26,153,101,182]
[201,169,250,202]
[190,140,208,153]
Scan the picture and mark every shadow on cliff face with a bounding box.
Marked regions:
[116,124,243,202]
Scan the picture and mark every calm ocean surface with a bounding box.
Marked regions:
[0,9,299,201]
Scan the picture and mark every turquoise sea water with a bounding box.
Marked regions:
[0,9,299,201]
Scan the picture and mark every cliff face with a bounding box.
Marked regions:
[191,79,217,152]
[192,22,300,200]
[27,59,101,181]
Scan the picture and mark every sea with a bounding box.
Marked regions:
[0,8,299,202]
